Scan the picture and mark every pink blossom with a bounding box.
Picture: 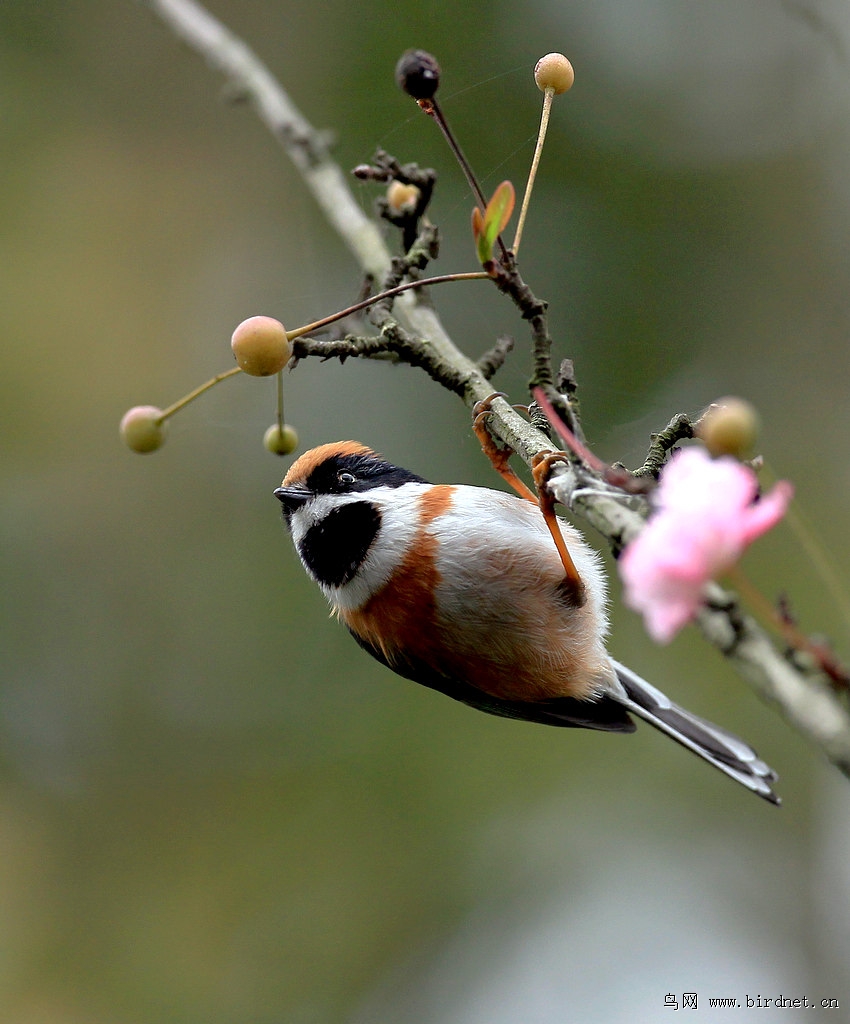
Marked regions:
[619,447,793,643]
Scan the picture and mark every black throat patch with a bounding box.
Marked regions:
[299,501,382,588]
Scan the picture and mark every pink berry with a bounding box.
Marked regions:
[231,316,292,376]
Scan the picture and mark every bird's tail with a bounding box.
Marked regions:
[610,659,780,804]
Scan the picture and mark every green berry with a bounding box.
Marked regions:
[263,423,299,455]
[231,316,292,376]
[697,397,760,459]
[120,405,166,453]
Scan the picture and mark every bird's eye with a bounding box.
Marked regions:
[337,471,356,487]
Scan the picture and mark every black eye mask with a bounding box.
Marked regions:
[305,453,429,495]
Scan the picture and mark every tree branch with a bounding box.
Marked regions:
[143,0,850,783]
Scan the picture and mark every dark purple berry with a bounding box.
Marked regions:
[395,50,441,100]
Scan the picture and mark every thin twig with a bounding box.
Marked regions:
[629,413,695,479]
[476,335,514,379]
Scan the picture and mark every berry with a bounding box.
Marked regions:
[395,50,441,100]
[231,316,292,376]
[534,53,574,95]
[697,397,760,459]
[264,423,299,455]
[120,405,166,453]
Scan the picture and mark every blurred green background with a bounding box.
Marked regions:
[2,1,850,1021]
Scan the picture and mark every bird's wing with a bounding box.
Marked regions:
[348,628,636,733]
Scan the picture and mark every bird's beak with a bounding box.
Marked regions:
[274,484,312,513]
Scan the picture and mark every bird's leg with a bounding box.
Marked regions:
[531,452,585,605]
[472,395,538,503]
[472,395,585,605]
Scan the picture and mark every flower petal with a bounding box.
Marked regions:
[619,447,791,643]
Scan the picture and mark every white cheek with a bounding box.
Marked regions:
[286,494,332,552]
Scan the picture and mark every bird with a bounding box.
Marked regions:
[274,440,779,804]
